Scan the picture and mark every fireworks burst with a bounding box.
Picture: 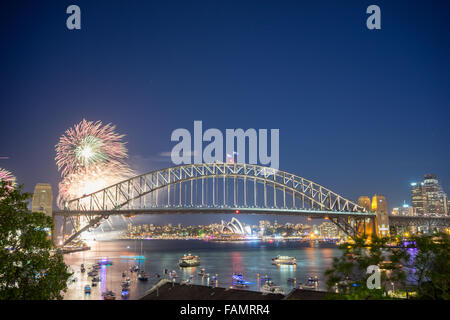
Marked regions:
[55,119,134,208]
[56,119,129,177]
[0,168,16,191]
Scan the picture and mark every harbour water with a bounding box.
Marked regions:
[63,239,340,300]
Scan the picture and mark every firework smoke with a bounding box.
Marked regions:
[55,119,134,208]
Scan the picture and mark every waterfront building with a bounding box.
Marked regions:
[318,221,339,238]
[217,217,252,236]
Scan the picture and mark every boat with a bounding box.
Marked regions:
[300,283,316,289]
[198,268,206,276]
[130,265,139,273]
[307,276,319,283]
[232,273,245,281]
[121,289,129,298]
[231,273,250,289]
[232,281,248,288]
[98,259,113,266]
[259,275,271,282]
[84,285,91,294]
[261,281,285,295]
[103,290,116,300]
[299,276,319,289]
[88,270,98,277]
[178,253,201,267]
[271,255,297,265]
[137,271,149,281]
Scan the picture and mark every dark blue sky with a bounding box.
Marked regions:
[1,0,449,225]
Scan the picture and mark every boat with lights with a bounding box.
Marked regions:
[261,281,285,295]
[271,255,297,265]
[178,253,200,267]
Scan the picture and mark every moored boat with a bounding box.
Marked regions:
[261,280,285,295]
[137,271,149,281]
[103,290,116,300]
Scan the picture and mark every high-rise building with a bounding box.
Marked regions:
[423,174,448,215]
[411,174,448,216]
[372,194,389,236]
[411,182,425,215]
[392,203,414,216]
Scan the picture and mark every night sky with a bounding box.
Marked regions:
[1,0,449,226]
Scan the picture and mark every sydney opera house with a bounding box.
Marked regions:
[216,217,252,236]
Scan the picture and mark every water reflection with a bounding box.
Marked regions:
[64,239,340,300]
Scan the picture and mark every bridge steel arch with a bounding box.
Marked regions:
[57,163,374,246]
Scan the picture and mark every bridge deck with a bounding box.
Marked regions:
[54,207,376,217]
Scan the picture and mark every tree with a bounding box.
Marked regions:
[0,181,72,300]
[324,236,408,300]
[406,233,449,300]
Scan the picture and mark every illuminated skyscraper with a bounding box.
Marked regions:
[411,182,425,215]
[411,174,448,216]
[372,194,389,236]
[423,174,448,215]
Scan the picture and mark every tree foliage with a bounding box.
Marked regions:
[325,236,408,300]
[0,181,72,300]
[406,233,449,300]
[325,233,450,300]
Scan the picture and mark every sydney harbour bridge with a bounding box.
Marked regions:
[52,163,449,246]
